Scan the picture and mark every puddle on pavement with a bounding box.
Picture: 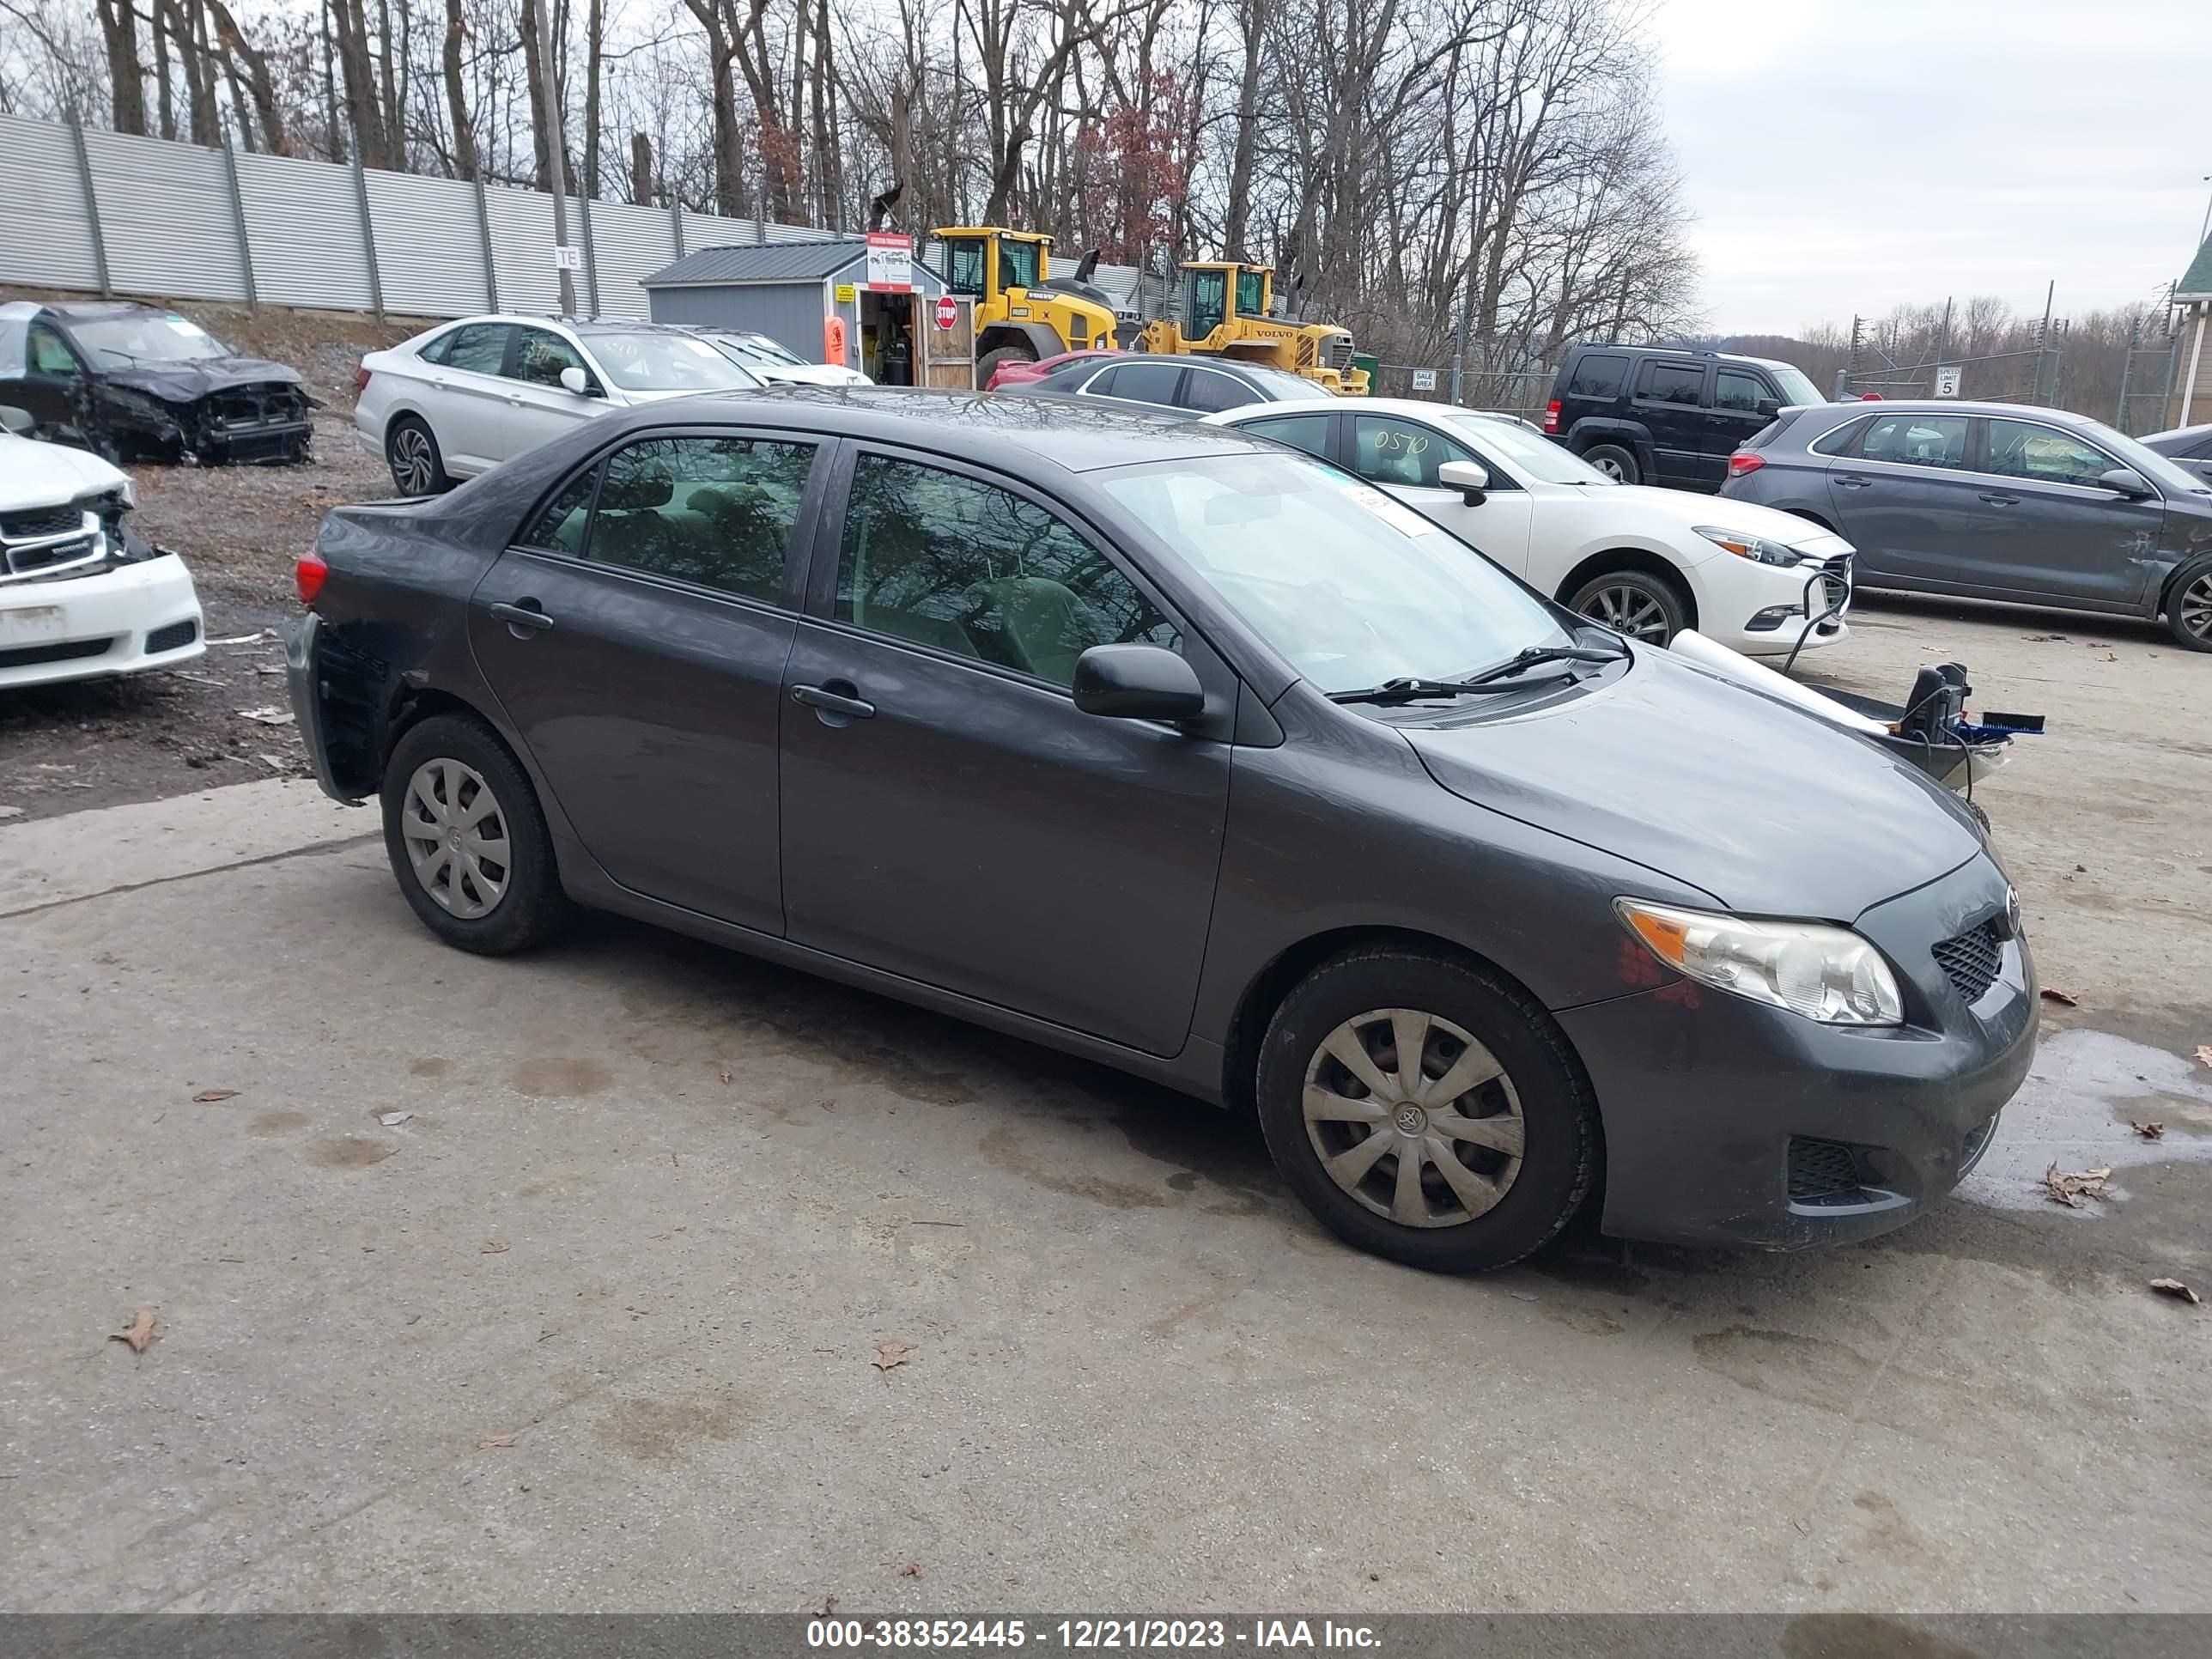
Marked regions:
[1956,1029,2212,1214]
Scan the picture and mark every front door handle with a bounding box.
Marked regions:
[1978,492,2021,505]
[1834,475,1874,489]
[489,600,556,635]
[792,681,876,720]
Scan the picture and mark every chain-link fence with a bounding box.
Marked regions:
[1364,362,1553,422]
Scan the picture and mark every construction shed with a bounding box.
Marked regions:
[641,237,947,385]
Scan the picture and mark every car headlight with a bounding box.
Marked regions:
[1615,898,1904,1025]
[1694,526,1807,568]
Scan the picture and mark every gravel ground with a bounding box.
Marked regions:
[1,296,421,819]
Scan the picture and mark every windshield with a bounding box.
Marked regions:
[1768,364,1823,407]
[713,331,806,368]
[585,331,759,393]
[2079,419,2212,495]
[1440,412,1615,484]
[1242,363,1332,400]
[1093,452,1574,695]
[999,239,1042,290]
[70,311,229,365]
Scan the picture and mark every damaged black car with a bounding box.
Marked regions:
[0,301,314,465]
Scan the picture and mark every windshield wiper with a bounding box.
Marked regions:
[1328,645,1626,707]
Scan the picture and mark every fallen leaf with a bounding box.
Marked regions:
[896,1561,921,1577]
[377,1110,415,1127]
[205,632,265,646]
[1508,1290,1540,1303]
[2023,633,2068,642]
[813,1595,841,1617]
[110,1308,158,1353]
[192,1088,239,1103]
[481,1240,509,1255]
[719,1068,732,1085]
[2042,1162,2113,1208]
[872,1341,915,1371]
[234,706,295,726]
[2132,1121,2166,1140]
[2150,1278,2201,1306]
[2196,1046,2212,1070]
[2038,988,2078,1007]
[478,1434,517,1449]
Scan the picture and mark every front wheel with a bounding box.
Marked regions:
[1568,568,1688,644]
[1255,947,1601,1273]
[2163,562,2212,652]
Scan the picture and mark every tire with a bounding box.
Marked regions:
[386,415,453,495]
[977,344,1037,390]
[1567,567,1689,644]
[380,714,570,955]
[1254,946,1601,1273]
[1581,441,1640,483]
[2161,562,2212,652]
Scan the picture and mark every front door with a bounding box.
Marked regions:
[1346,410,1537,575]
[1628,357,1711,488]
[468,428,824,933]
[1705,366,1778,479]
[499,326,605,458]
[1825,410,1981,588]
[1968,416,2166,608]
[17,319,94,446]
[778,447,1231,1055]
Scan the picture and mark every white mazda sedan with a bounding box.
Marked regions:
[356,316,768,495]
[1204,397,1853,654]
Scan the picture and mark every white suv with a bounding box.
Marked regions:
[356,316,768,495]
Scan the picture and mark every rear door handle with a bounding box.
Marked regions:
[489,600,556,634]
[792,682,875,720]
[1834,475,1874,489]
[1978,493,2021,506]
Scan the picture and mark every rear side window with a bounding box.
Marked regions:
[1180,369,1256,413]
[834,454,1179,687]
[1860,414,1967,469]
[1565,353,1627,398]
[571,435,815,601]
[1241,413,1333,460]
[1636,361,1705,404]
[1091,362,1182,405]
[1809,416,1874,457]
[428,323,511,375]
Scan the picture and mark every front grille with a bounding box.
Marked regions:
[0,635,113,671]
[209,388,307,428]
[1787,1136,1869,1205]
[1321,335,1356,368]
[144,618,198,653]
[0,505,83,539]
[1932,918,2003,1004]
[1819,555,1852,615]
[4,532,100,578]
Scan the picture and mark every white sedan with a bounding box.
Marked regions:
[0,412,204,690]
[356,316,769,495]
[689,328,872,387]
[1204,397,1853,654]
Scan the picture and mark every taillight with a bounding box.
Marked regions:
[1726,451,1765,478]
[355,364,371,392]
[1541,398,1561,434]
[295,549,328,605]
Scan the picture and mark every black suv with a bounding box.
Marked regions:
[1543,345,1827,493]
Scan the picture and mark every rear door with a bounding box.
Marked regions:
[1823,410,1979,587]
[496,327,605,460]
[776,446,1231,1054]
[1969,416,2164,608]
[1080,361,1185,415]
[1177,365,1265,414]
[1628,357,1711,488]
[467,427,826,933]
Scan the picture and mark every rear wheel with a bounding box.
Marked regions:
[381,714,569,955]
[977,344,1037,390]
[1568,567,1688,643]
[386,416,452,495]
[2163,562,2212,652]
[1255,947,1601,1273]
[1581,442,1640,483]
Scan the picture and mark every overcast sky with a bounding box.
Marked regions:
[1656,0,2212,336]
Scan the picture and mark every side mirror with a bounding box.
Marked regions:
[1755,398,1781,418]
[0,404,33,436]
[1072,644,1206,722]
[1437,459,1490,506]
[2097,466,2153,500]
[558,365,594,396]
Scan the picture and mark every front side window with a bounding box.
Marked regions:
[1713,369,1771,413]
[1180,369,1257,414]
[1234,270,1266,316]
[1240,413,1334,460]
[1637,361,1706,404]
[1860,413,1967,469]
[575,435,814,601]
[1983,420,2115,489]
[433,323,512,376]
[1565,353,1627,398]
[1353,414,1478,489]
[835,454,1179,687]
[522,468,598,553]
[997,239,1041,291]
[1094,452,1573,695]
[511,328,593,390]
[27,324,81,378]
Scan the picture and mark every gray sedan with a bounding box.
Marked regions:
[1721,398,2212,649]
[289,390,2033,1270]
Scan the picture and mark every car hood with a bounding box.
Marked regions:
[0,430,130,508]
[1583,483,1846,550]
[104,356,304,404]
[1401,647,1982,921]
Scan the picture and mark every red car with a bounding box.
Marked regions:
[985,348,1119,392]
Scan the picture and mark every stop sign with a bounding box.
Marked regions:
[934,295,957,330]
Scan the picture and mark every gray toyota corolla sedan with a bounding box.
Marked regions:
[288,389,2035,1272]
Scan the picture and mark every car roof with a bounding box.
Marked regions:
[1095,352,1274,382]
[1567,342,1799,374]
[1208,395,1519,422]
[1788,398,2108,425]
[601,386,1282,475]
[45,301,170,321]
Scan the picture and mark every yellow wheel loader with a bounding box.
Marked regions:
[933,228,1121,386]
[1136,262,1370,395]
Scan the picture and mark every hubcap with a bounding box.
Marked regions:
[1593,454,1627,480]
[400,758,509,919]
[1302,1007,1525,1229]
[1581,583,1671,641]
[2181,573,2212,641]
[392,428,433,493]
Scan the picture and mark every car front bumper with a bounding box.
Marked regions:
[0,551,204,690]
[1693,553,1853,657]
[1559,852,2036,1250]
